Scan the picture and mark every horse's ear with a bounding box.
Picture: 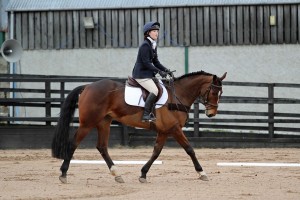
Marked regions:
[220,72,227,81]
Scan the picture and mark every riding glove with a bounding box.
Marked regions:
[165,68,174,77]
[159,70,167,78]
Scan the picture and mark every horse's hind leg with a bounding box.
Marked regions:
[172,126,209,181]
[59,126,92,183]
[139,133,168,183]
[96,116,125,183]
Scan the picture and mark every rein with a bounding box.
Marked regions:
[163,78,190,113]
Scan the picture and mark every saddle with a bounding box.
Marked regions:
[126,77,163,102]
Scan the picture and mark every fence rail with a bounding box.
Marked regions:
[1,74,300,143]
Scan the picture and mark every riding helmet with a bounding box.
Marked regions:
[143,21,160,35]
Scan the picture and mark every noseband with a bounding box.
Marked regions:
[199,81,223,109]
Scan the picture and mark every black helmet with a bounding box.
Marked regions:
[143,21,160,35]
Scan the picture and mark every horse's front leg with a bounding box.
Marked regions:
[139,133,168,183]
[172,127,209,181]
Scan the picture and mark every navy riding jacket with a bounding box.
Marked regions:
[132,38,167,78]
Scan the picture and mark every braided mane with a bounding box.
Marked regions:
[174,70,214,81]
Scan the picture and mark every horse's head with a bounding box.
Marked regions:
[199,72,227,118]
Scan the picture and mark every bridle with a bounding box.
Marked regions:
[199,80,223,109]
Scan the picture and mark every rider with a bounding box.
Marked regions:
[132,21,171,122]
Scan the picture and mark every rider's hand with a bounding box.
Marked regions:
[165,68,173,75]
[159,70,167,78]
[165,68,174,77]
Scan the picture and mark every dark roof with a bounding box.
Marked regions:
[6,0,300,11]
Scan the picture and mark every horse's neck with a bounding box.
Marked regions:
[174,76,210,106]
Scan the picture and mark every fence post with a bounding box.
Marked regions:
[45,81,51,126]
[60,82,65,109]
[122,125,129,146]
[193,100,200,137]
[268,83,274,139]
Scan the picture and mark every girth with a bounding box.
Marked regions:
[126,77,163,102]
[167,103,190,113]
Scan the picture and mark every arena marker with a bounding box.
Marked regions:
[70,160,163,165]
[217,162,300,167]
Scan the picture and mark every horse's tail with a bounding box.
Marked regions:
[51,85,85,159]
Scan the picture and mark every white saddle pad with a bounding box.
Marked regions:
[125,79,168,108]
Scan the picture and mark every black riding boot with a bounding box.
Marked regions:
[142,93,157,122]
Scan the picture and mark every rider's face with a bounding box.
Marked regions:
[149,30,159,41]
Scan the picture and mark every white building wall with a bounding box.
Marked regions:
[19,44,300,83]
[190,44,300,83]
[19,47,185,78]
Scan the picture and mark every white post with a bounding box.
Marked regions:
[9,11,14,119]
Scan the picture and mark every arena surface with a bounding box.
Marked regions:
[1,148,299,200]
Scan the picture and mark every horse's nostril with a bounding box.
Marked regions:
[206,111,216,118]
[207,114,214,118]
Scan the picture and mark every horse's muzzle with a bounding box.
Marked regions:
[205,109,217,118]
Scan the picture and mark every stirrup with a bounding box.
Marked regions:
[142,113,156,122]
[149,113,156,122]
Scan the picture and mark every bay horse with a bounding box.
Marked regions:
[51,71,227,184]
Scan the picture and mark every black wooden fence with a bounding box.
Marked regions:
[0,74,300,148]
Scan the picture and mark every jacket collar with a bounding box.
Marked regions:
[146,37,157,49]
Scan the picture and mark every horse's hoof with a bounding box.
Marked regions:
[199,171,209,181]
[199,174,209,181]
[139,177,147,183]
[59,175,67,184]
[115,176,125,183]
